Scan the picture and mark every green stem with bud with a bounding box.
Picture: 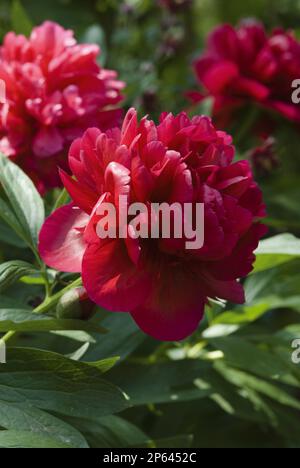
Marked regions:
[1,276,82,344]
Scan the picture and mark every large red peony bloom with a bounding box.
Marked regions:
[39,108,267,341]
[0,21,124,192]
[191,21,300,126]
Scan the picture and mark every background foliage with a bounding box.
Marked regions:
[0,0,300,448]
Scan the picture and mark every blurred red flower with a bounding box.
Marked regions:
[0,21,124,193]
[39,108,266,341]
[191,21,300,127]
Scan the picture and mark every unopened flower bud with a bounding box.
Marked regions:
[249,136,279,176]
[56,287,96,321]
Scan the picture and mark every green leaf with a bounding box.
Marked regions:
[0,261,38,293]
[0,219,26,248]
[0,197,25,244]
[0,402,88,448]
[0,430,72,448]
[52,188,70,212]
[189,97,213,118]
[20,275,47,285]
[84,312,145,362]
[245,260,300,304]
[254,234,300,273]
[109,360,212,405]
[0,295,29,309]
[0,155,45,249]
[0,348,128,421]
[0,308,107,334]
[81,25,107,66]
[63,415,148,448]
[194,369,276,425]
[67,342,90,361]
[276,324,300,343]
[11,0,33,36]
[211,302,270,326]
[265,401,300,445]
[202,323,240,338]
[215,361,300,411]
[211,337,299,387]
[210,296,300,330]
[90,357,120,374]
[50,330,96,344]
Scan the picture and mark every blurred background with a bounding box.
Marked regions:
[0,0,300,449]
[1,0,300,116]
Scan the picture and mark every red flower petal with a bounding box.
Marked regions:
[201,273,245,304]
[59,168,98,214]
[131,263,206,341]
[39,203,88,272]
[202,61,239,94]
[33,127,64,158]
[82,240,153,311]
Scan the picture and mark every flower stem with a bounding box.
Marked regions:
[33,276,82,314]
[1,330,16,343]
[33,253,51,298]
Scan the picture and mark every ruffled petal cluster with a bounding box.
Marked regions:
[192,21,300,126]
[39,108,267,341]
[0,21,124,192]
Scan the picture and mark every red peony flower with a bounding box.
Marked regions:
[191,21,300,126]
[39,108,267,341]
[0,21,124,193]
